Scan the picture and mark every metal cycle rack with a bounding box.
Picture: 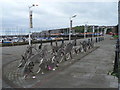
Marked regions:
[18,38,97,79]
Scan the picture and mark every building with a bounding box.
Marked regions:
[32,28,69,37]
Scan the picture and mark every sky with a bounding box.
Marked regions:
[0,0,118,34]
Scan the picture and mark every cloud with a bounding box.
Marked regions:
[1,0,118,31]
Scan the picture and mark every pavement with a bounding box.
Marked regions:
[1,36,99,65]
[1,35,118,88]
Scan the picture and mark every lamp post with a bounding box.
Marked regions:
[92,25,95,38]
[69,15,77,42]
[118,0,120,84]
[118,0,120,45]
[97,26,99,37]
[28,4,38,46]
[84,22,88,39]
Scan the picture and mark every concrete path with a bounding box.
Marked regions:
[30,35,118,88]
[1,37,98,65]
[2,35,118,88]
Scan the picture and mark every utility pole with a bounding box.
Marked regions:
[118,0,120,84]
[113,1,120,88]
[28,4,38,46]
[97,26,99,37]
[69,15,77,42]
[29,10,32,46]
[84,22,87,39]
[92,25,95,38]
[69,19,72,42]
[118,0,120,45]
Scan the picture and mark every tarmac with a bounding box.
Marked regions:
[1,35,118,88]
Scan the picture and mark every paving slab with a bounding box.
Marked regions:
[2,35,118,88]
[32,35,118,88]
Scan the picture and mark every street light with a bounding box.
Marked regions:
[28,4,38,46]
[118,0,120,76]
[118,1,120,89]
[92,25,95,38]
[84,22,88,39]
[97,26,99,37]
[69,15,77,42]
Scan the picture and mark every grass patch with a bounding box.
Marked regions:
[113,35,118,38]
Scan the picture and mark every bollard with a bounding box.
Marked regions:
[103,37,105,40]
[40,40,42,46]
[99,37,100,42]
[39,44,42,49]
[96,38,97,43]
[91,38,93,42]
[98,37,99,42]
[88,39,90,43]
[74,38,77,46]
[62,39,64,44]
[39,40,42,49]
[50,39,53,46]
[55,40,58,46]
[100,37,102,41]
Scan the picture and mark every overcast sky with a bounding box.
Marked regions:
[0,0,118,31]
